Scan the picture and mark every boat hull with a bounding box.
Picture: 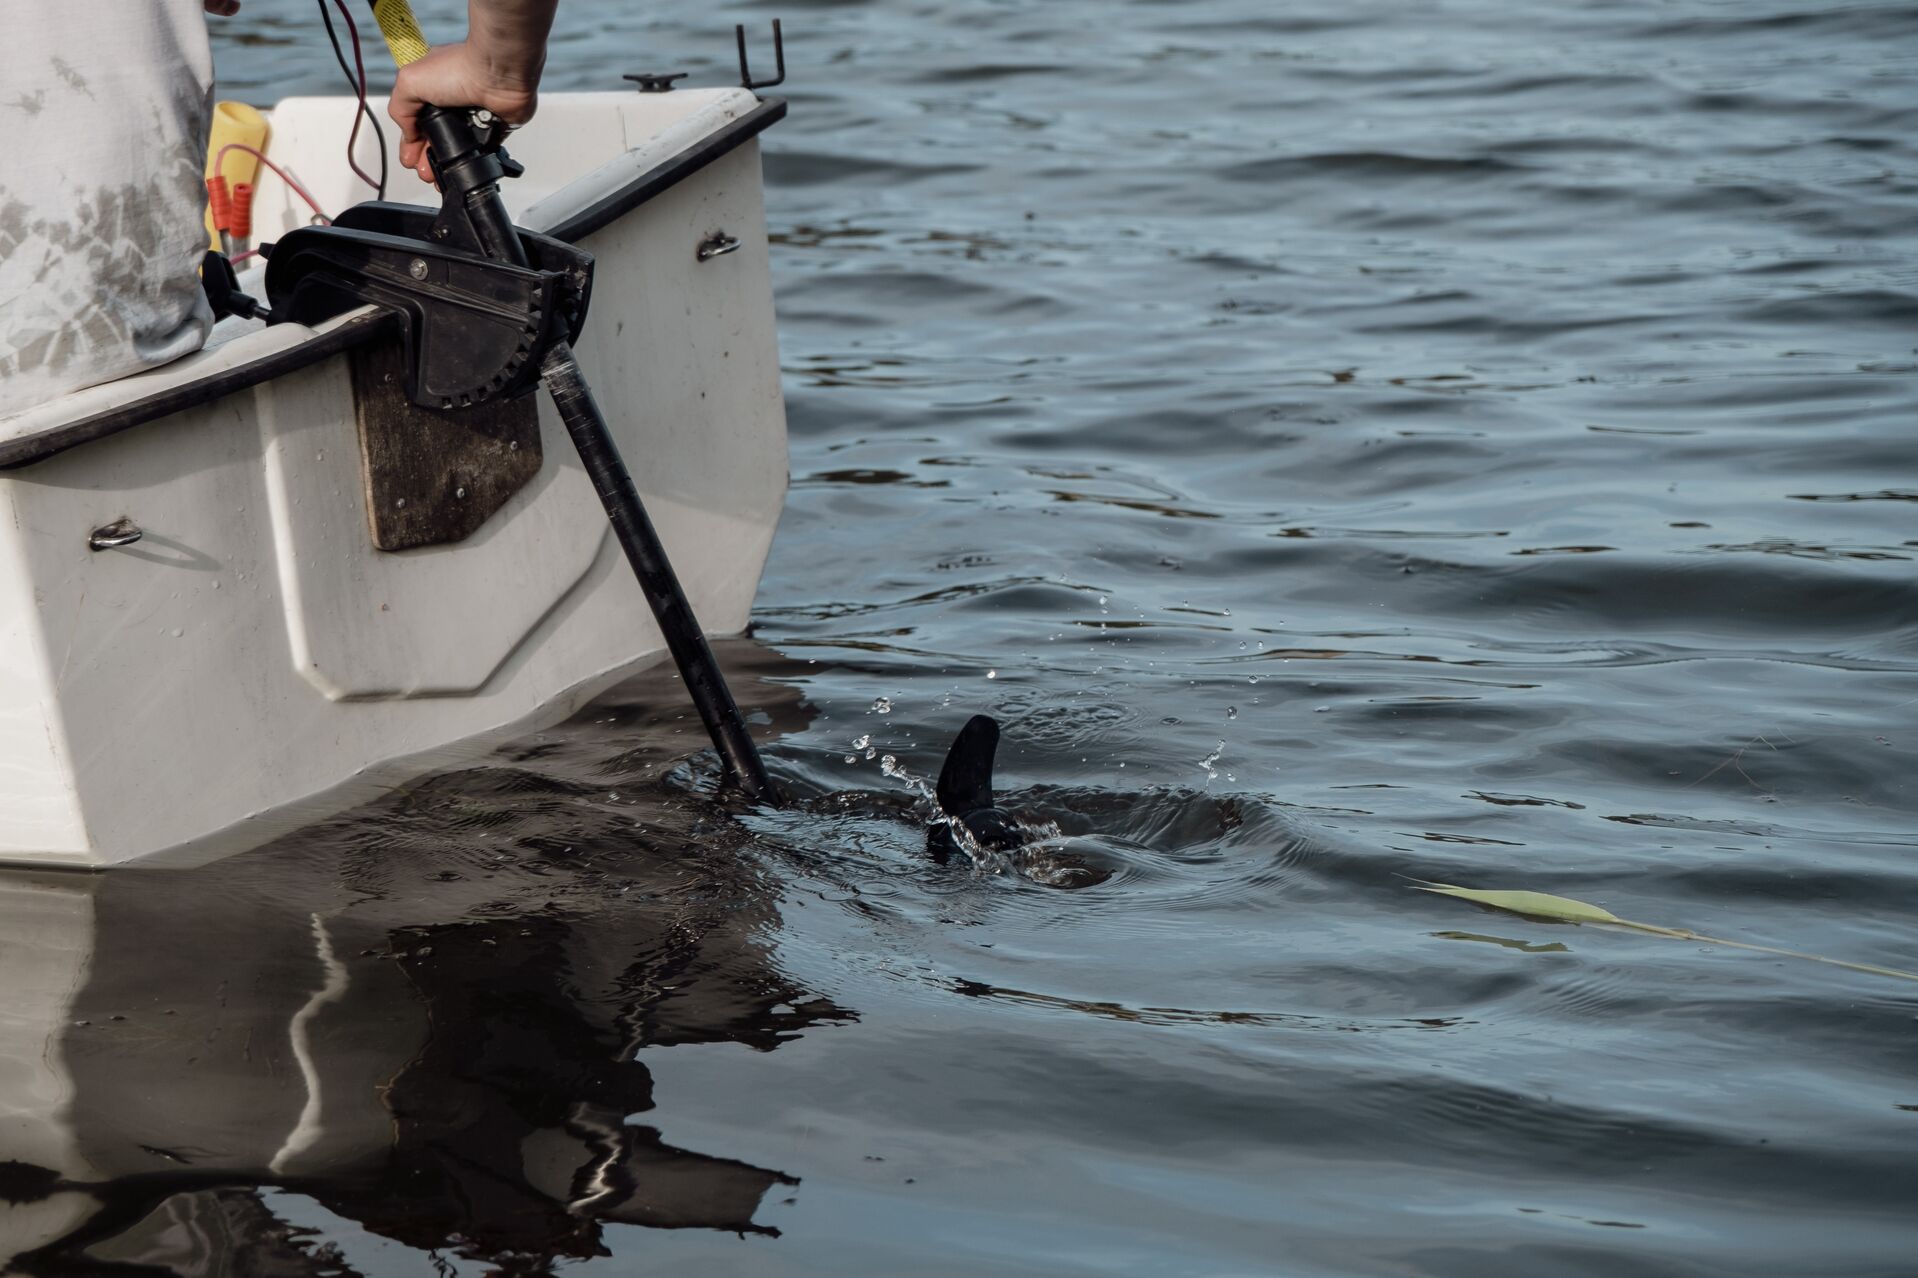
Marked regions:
[0,91,788,867]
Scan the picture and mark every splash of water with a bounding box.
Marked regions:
[1199,741,1224,784]
[874,751,1063,879]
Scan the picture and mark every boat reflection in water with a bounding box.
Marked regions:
[0,643,849,1274]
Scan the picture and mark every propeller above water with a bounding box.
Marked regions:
[928,714,1028,862]
[926,715,1116,888]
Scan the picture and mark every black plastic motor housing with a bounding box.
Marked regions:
[263,202,593,411]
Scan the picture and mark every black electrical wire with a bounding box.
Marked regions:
[316,0,388,199]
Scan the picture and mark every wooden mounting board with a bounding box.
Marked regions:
[350,340,543,551]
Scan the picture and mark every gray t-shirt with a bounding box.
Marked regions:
[0,2,215,416]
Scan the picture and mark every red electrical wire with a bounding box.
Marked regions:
[327,0,381,195]
[215,142,332,224]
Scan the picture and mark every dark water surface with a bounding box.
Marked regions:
[12,1,1918,1273]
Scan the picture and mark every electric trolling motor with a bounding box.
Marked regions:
[216,5,1011,836]
[249,100,780,805]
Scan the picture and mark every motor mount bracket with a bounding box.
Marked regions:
[261,188,592,550]
[264,202,593,412]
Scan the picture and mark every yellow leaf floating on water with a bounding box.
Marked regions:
[1411,879,1918,984]
[1412,882,1620,924]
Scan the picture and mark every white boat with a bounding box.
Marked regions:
[0,86,790,868]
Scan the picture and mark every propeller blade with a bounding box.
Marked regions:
[935,715,999,816]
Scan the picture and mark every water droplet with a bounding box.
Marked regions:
[853,734,871,750]
[872,697,893,714]
[865,748,876,760]
[1226,706,1238,720]
[1314,705,1331,713]
[169,627,184,638]
[844,754,856,764]
[986,670,997,679]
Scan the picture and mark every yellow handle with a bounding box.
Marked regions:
[368,0,432,66]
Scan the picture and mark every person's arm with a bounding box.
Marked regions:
[387,0,560,184]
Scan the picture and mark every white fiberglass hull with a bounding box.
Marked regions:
[0,90,788,867]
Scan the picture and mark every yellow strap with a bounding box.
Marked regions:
[368,0,432,66]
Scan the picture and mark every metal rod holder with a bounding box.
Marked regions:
[736,20,786,91]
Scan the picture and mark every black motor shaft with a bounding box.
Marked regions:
[421,105,783,804]
[540,339,779,802]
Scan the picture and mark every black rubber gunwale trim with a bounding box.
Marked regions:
[0,312,397,471]
[0,96,787,471]
[545,96,785,244]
